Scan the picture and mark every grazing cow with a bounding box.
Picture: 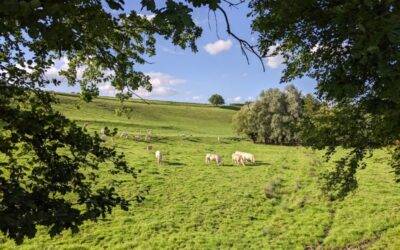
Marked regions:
[232,153,245,166]
[119,131,129,139]
[146,145,153,151]
[155,150,163,165]
[205,153,222,166]
[235,151,255,163]
[134,134,141,141]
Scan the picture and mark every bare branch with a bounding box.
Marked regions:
[214,11,221,39]
[131,91,151,105]
[207,9,212,31]
[216,5,265,71]
[222,0,246,8]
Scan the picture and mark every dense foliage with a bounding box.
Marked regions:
[208,94,225,106]
[0,0,223,243]
[250,0,400,198]
[233,85,303,145]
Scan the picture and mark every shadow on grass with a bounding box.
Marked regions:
[219,106,241,111]
[166,161,185,167]
[251,161,272,167]
[222,161,271,167]
[183,137,201,143]
[149,136,171,144]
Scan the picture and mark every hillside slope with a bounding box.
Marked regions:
[56,94,236,137]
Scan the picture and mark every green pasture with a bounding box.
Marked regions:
[1,94,400,249]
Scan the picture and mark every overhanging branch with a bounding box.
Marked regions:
[216,4,265,71]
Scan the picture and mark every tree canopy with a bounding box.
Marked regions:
[250,0,400,198]
[233,85,303,145]
[0,0,227,243]
[208,94,225,106]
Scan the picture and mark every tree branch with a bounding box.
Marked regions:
[216,5,265,71]
[131,91,151,105]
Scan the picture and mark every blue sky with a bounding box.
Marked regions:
[51,1,316,104]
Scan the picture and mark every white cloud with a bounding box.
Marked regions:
[44,57,88,83]
[44,57,70,81]
[146,72,186,86]
[265,55,284,69]
[233,96,242,102]
[41,58,184,99]
[134,72,186,98]
[204,39,232,55]
[138,13,155,21]
[99,72,185,98]
[242,73,248,77]
[264,45,284,69]
[99,82,117,96]
[138,86,178,97]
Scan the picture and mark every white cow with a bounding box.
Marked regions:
[235,151,255,163]
[232,153,245,166]
[155,150,163,165]
[205,153,222,166]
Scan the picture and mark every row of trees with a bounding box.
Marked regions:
[233,85,319,145]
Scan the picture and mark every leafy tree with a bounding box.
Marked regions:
[233,103,258,142]
[208,94,225,106]
[0,0,238,243]
[256,88,287,144]
[250,0,400,198]
[302,94,321,117]
[233,85,303,145]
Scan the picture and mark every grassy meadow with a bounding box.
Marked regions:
[1,94,400,249]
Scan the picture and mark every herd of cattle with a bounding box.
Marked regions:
[155,150,255,167]
[97,126,256,167]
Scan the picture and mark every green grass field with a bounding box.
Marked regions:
[2,94,400,249]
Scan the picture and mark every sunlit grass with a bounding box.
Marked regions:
[1,94,400,249]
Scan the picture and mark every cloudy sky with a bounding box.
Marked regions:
[49,2,316,104]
